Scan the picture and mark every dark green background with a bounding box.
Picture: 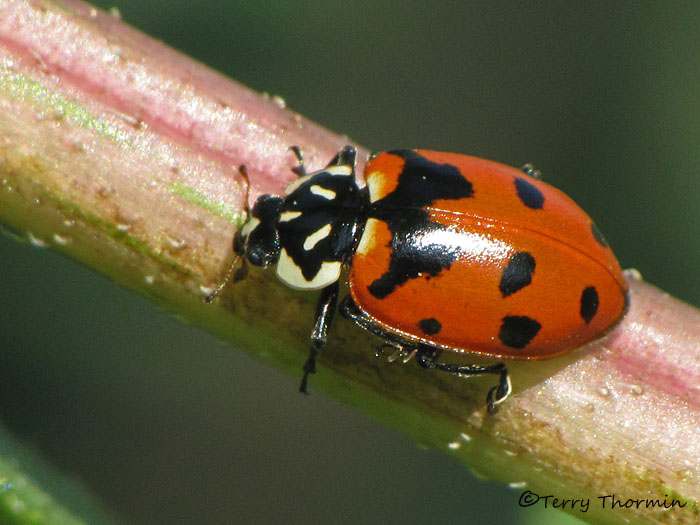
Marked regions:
[1,1,698,523]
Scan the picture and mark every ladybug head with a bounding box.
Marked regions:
[234,193,283,267]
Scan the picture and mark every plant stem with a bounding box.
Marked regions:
[0,1,698,523]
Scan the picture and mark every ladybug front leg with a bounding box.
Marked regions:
[289,145,307,176]
[300,281,339,393]
[415,348,512,414]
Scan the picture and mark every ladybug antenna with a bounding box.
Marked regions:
[241,165,252,215]
[204,164,251,303]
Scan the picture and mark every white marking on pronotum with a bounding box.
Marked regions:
[284,173,313,195]
[303,224,332,251]
[240,217,261,237]
[277,249,341,290]
[278,211,301,223]
[324,165,352,176]
[310,185,337,200]
[285,165,351,195]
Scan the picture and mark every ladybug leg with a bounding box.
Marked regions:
[340,296,511,412]
[521,163,542,179]
[340,295,405,341]
[341,296,421,361]
[300,281,339,393]
[415,347,512,414]
[289,145,357,177]
[289,145,306,176]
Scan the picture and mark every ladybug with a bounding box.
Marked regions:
[221,146,628,412]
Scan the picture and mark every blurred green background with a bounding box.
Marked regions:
[1,1,699,523]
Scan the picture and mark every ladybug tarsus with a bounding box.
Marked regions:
[416,348,512,412]
[486,365,512,414]
[376,342,417,363]
[299,348,317,394]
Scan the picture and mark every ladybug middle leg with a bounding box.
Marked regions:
[300,281,339,394]
[340,295,511,413]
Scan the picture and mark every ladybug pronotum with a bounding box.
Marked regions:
[218,146,628,412]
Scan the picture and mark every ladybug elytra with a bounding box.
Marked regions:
[217,146,628,412]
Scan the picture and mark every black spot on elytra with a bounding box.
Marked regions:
[367,150,474,298]
[418,318,442,335]
[580,286,599,323]
[499,252,536,297]
[591,222,608,247]
[515,177,544,209]
[499,316,541,348]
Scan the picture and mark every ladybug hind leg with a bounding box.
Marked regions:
[416,348,512,414]
[340,296,511,413]
[300,281,339,394]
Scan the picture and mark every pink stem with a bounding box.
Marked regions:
[0,2,698,522]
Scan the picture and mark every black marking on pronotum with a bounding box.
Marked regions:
[499,252,536,297]
[277,166,363,281]
[580,286,599,323]
[591,222,609,247]
[514,177,544,210]
[418,317,442,336]
[499,316,541,348]
[366,150,474,299]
